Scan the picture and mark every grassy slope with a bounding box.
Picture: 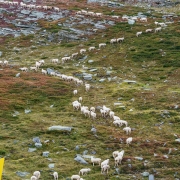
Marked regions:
[0,2,180,180]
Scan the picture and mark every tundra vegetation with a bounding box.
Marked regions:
[0,0,180,179]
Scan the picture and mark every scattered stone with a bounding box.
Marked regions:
[75,145,80,151]
[15,73,20,77]
[128,19,135,25]
[115,168,120,175]
[48,126,72,132]
[91,150,96,155]
[175,138,180,142]
[134,157,143,161]
[35,142,42,148]
[99,78,106,82]
[82,155,92,159]
[25,109,31,114]
[74,154,88,164]
[16,171,30,177]
[142,172,149,177]
[47,68,55,75]
[48,163,54,168]
[83,150,88,155]
[114,102,122,106]
[0,51,2,57]
[28,148,37,152]
[128,164,132,168]
[33,137,41,143]
[88,60,94,64]
[43,151,49,157]
[149,174,155,180]
[89,68,97,72]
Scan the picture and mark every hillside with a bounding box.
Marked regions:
[0,0,180,179]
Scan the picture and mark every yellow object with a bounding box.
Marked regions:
[0,158,4,180]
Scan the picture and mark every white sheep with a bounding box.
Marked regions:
[72,52,78,58]
[39,59,45,65]
[19,67,28,72]
[101,159,109,168]
[136,31,142,37]
[3,60,8,66]
[35,61,42,69]
[90,107,95,112]
[33,171,40,179]
[31,176,37,180]
[80,106,88,114]
[126,137,133,146]
[113,115,120,121]
[73,90,78,95]
[112,151,119,159]
[123,127,131,135]
[113,120,122,127]
[41,69,47,75]
[117,37,124,43]
[91,156,101,166]
[72,101,81,111]
[114,155,123,166]
[109,111,115,118]
[96,12,102,17]
[100,109,106,118]
[118,150,124,158]
[103,105,111,115]
[79,168,91,175]
[85,83,90,92]
[158,22,166,27]
[154,21,159,26]
[30,66,37,71]
[145,29,153,33]
[51,58,59,63]
[88,46,95,51]
[155,27,162,33]
[71,174,81,180]
[83,109,90,118]
[53,172,58,180]
[78,97,82,102]
[112,15,119,19]
[90,111,96,120]
[101,164,110,174]
[122,16,128,21]
[120,120,128,127]
[140,17,147,22]
[80,49,86,54]
[99,43,106,48]
[62,56,71,63]
[110,39,117,44]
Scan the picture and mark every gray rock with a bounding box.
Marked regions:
[33,137,41,143]
[142,172,149,177]
[48,163,54,168]
[15,73,20,77]
[149,174,155,180]
[89,68,97,72]
[35,143,42,148]
[21,10,31,15]
[115,168,120,175]
[82,155,92,159]
[88,60,94,63]
[74,154,88,164]
[0,51,2,57]
[28,148,37,152]
[99,78,106,82]
[83,74,92,81]
[83,150,88,155]
[47,68,55,75]
[25,109,31,114]
[16,171,30,177]
[48,126,72,132]
[175,138,180,142]
[106,71,112,75]
[128,164,132,168]
[128,19,135,25]
[134,157,143,161]
[43,151,49,157]
[75,145,80,151]
[91,150,96,155]
[114,102,122,106]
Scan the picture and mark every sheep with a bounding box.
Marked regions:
[126,137,133,146]
[100,109,106,118]
[33,171,40,179]
[41,69,47,75]
[123,127,131,135]
[83,109,90,117]
[122,16,128,21]
[30,66,37,71]
[101,164,110,174]
[136,31,142,37]
[39,59,45,65]
[81,10,87,15]
[117,37,124,43]
[72,101,81,111]
[140,17,147,22]
[145,29,153,33]
[96,12,102,17]
[90,111,96,120]
[31,176,37,180]
[118,150,124,158]
[19,67,28,72]
[112,15,119,19]
[109,111,115,118]
[53,172,58,180]
[113,120,122,127]
[155,27,162,33]
[112,151,119,159]
[114,155,123,166]
[87,11,95,16]
[88,46,95,51]
[79,97,82,102]
[91,156,101,166]
[73,90,78,95]
[101,159,109,168]
[62,56,71,63]
[72,52,78,58]
[85,83,90,92]
[51,58,59,63]
[81,106,89,114]
[113,115,120,121]
[54,7,59,12]
[3,60,8,66]
[99,43,106,48]
[79,168,91,175]
[158,22,166,27]
[90,107,95,112]
[110,39,117,44]
[103,105,111,115]
[35,61,42,69]
[154,21,159,26]
[120,120,128,127]
[71,174,81,180]
[80,49,86,54]
[92,28,98,33]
